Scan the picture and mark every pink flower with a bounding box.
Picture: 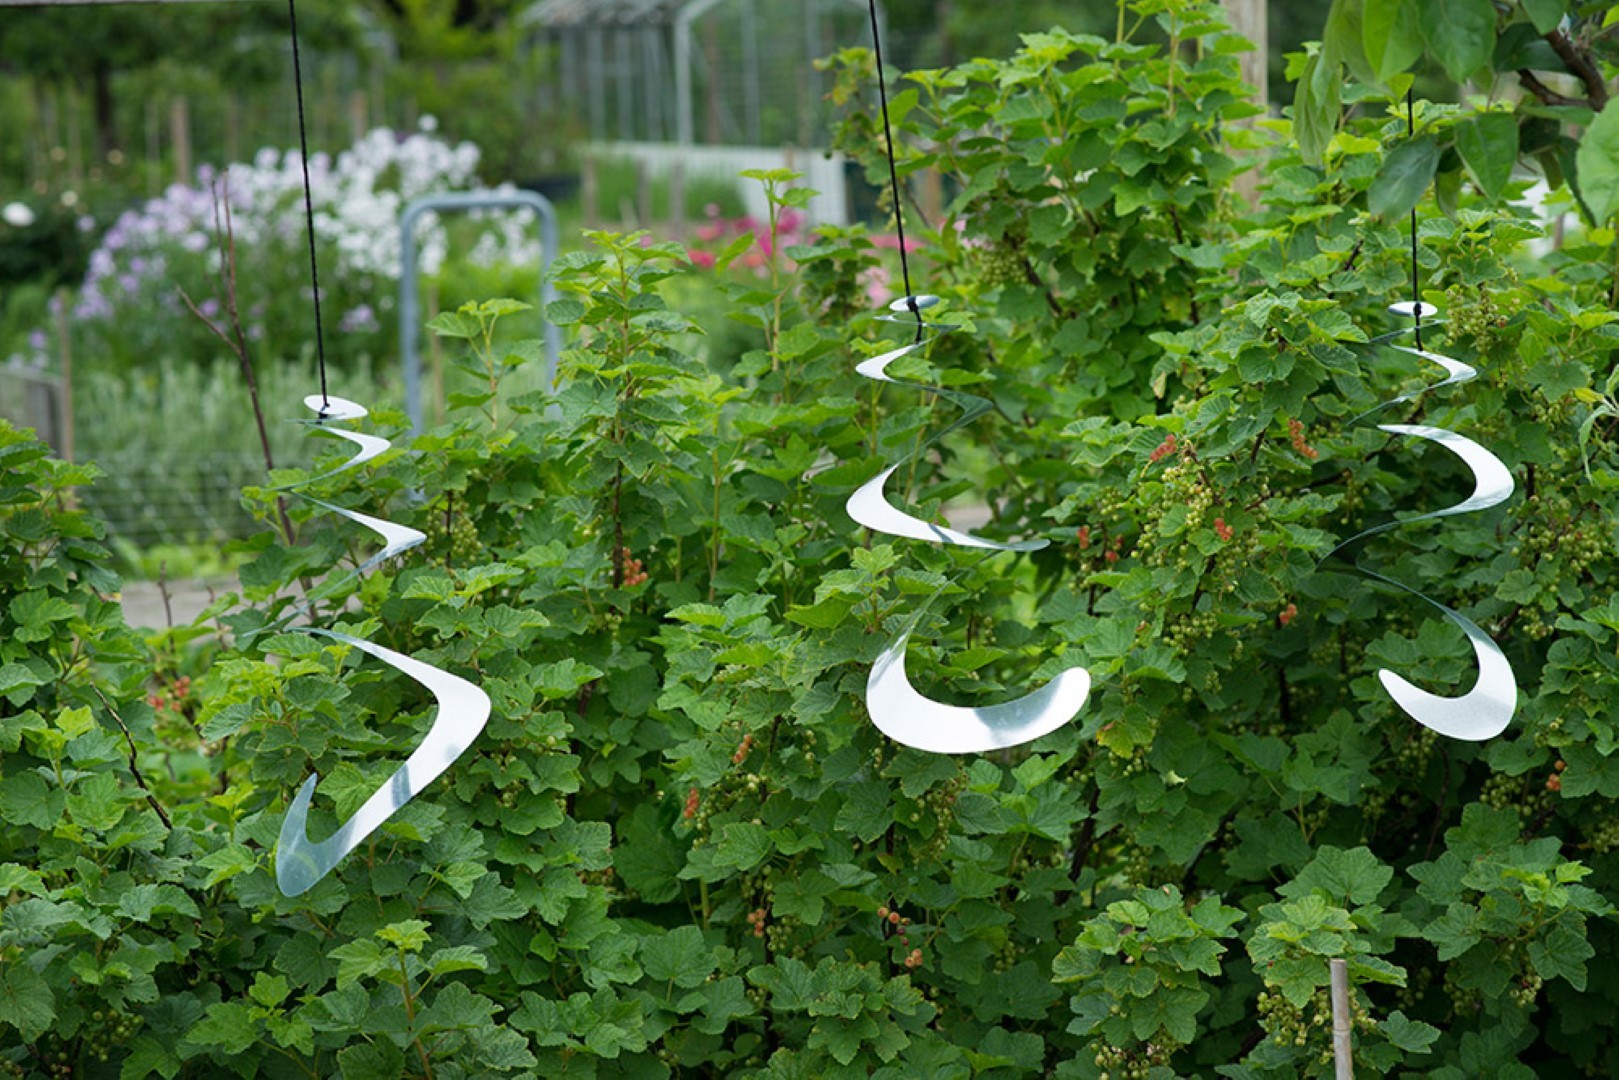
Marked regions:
[687,248,716,269]
[873,234,922,253]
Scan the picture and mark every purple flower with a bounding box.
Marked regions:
[200,298,221,319]
[339,304,379,334]
[28,330,47,352]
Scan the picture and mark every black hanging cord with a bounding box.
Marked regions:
[866,0,922,339]
[1407,88,1422,350]
[287,0,330,406]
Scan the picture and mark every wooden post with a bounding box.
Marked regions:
[1330,958,1353,1080]
[226,94,242,165]
[54,289,74,465]
[920,169,943,226]
[65,89,84,192]
[39,86,59,187]
[1222,0,1267,207]
[170,96,192,186]
[144,97,161,197]
[349,90,369,144]
[635,158,652,227]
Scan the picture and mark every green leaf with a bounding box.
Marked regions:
[10,590,77,643]
[425,311,480,340]
[427,945,489,978]
[1293,54,1342,167]
[1418,0,1498,82]
[1282,846,1394,907]
[0,863,46,896]
[1362,0,1423,80]
[248,973,291,1010]
[1382,1009,1440,1052]
[1576,99,1619,224]
[711,822,772,871]
[0,661,48,703]
[641,925,714,988]
[785,593,857,629]
[1522,0,1565,34]
[67,771,126,831]
[0,963,54,1040]
[0,770,63,829]
[329,939,388,989]
[1527,922,1595,990]
[198,843,258,889]
[376,918,431,952]
[182,1001,258,1056]
[1323,0,1373,83]
[1369,136,1440,220]
[1455,113,1519,201]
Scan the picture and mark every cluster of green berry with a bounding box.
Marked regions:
[1256,985,1348,1053]
[1513,491,1604,605]
[1443,283,1513,354]
[970,212,1030,290]
[909,775,964,861]
[1585,813,1619,855]
[432,504,482,567]
[1092,1033,1172,1080]
[1477,770,1550,820]
[990,935,1024,974]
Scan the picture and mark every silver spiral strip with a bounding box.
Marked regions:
[271,394,490,897]
[1328,307,1517,741]
[850,298,1089,754]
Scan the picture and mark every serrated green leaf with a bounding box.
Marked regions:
[0,963,54,1040]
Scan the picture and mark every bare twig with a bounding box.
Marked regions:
[90,685,172,830]
[157,560,174,630]
[178,174,298,549]
[1516,69,1587,108]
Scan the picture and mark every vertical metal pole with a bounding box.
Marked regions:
[675,13,694,145]
[616,31,633,142]
[399,192,562,437]
[1330,958,1354,1080]
[561,28,577,109]
[741,0,761,144]
[587,27,607,140]
[1222,0,1268,206]
[675,0,728,146]
[643,26,662,142]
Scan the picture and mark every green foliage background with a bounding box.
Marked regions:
[6,1,1619,1077]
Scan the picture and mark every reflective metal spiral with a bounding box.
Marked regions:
[1324,301,1516,741]
[849,297,1090,754]
[271,394,490,896]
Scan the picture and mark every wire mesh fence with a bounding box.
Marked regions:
[78,451,268,548]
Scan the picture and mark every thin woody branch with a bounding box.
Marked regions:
[1545,28,1611,109]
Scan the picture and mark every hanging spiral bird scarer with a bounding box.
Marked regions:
[1321,92,1516,742]
[849,0,1089,754]
[267,0,489,897]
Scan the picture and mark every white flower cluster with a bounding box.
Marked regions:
[78,122,541,321]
